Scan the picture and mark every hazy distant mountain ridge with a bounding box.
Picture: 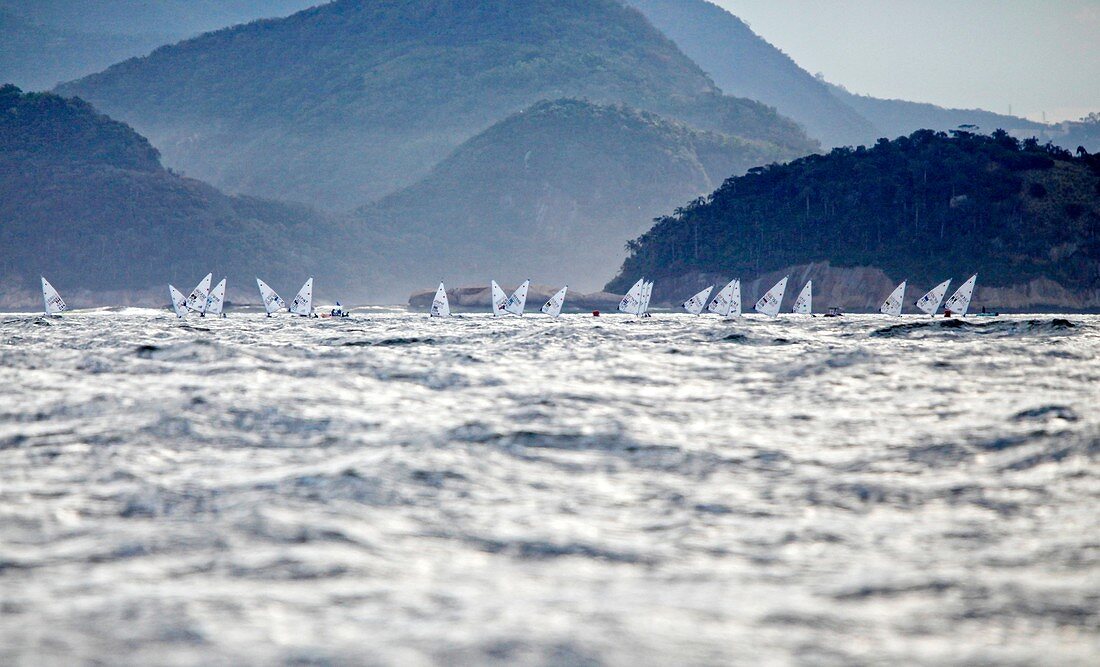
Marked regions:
[609,130,1100,300]
[0,85,349,306]
[354,98,792,297]
[56,0,816,209]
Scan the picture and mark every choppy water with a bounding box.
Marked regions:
[1,310,1098,666]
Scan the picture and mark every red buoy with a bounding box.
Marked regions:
[592,310,600,317]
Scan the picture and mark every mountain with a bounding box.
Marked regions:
[608,130,1100,309]
[353,98,795,299]
[623,0,877,147]
[0,1,318,91]
[55,0,817,209]
[826,83,1047,144]
[0,85,356,308]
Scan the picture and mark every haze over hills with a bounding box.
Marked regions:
[0,1,318,91]
[0,85,356,308]
[55,0,816,210]
[609,130,1100,309]
[354,98,793,297]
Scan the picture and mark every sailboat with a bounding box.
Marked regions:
[707,279,740,318]
[430,282,451,318]
[793,280,812,315]
[640,281,654,317]
[754,276,788,317]
[168,285,188,318]
[683,285,714,315]
[943,274,977,316]
[541,285,568,317]
[289,277,315,317]
[504,279,530,316]
[880,281,906,317]
[40,277,67,317]
[185,273,213,314]
[204,278,227,318]
[256,278,286,317]
[491,280,508,316]
[618,278,645,316]
[915,279,951,316]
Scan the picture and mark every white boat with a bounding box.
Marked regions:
[491,280,508,316]
[168,285,188,318]
[185,273,213,313]
[708,279,741,318]
[915,279,951,316]
[754,276,788,317]
[430,282,451,317]
[618,278,645,316]
[256,278,286,316]
[204,278,227,318]
[40,277,67,317]
[943,274,977,316]
[504,279,530,316]
[541,285,568,317]
[683,285,714,315]
[793,280,812,315]
[880,280,906,317]
[289,277,315,317]
[640,281,654,317]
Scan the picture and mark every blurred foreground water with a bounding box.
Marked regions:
[1,310,1098,665]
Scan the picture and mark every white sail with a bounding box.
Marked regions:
[289,277,314,317]
[943,274,977,316]
[185,273,213,313]
[915,279,951,316]
[491,280,508,316]
[880,281,906,317]
[683,285,714,315]
[504,279,530,316]
[41,276,67,316]
[754,276,788,317]
[640,281,653,315]
[541,285,568,317]
[708,279,737,317]
[728,280,742,318]
[618,278,645,315]
[168,285,188,318]
[793,280,812,314]
[205,278,227,317]
[430,282,451,318]
[256,278,285,315]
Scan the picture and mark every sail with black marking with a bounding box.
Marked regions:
[754,276,788,317]
[205,278,227,317]
[943,274,977,316]
[683,285,713,315]
[915,279,951,316]
[640,281,653,316]
[541,285,568,317]
[169,285,188,318]
[708,279,738,318]
[431,282,451,318]
[289,277,314,317]
[793,281,812,314]
[491,280,508,316]
[185,273,212,313]
[41,277,67,316]
[880,281,906,317]
[256,278,285,315]
[618,278,645,315]
[504,279,530,316]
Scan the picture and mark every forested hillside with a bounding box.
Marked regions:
[0,85,355,307]
[609,130,1100,301]
[354,99,791,295]
[56,0,816,209]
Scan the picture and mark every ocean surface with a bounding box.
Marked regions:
[1,309,1098,666]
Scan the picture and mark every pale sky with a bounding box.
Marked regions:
[714,0,1100,122]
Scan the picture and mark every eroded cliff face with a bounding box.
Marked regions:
[639,262,1100,313]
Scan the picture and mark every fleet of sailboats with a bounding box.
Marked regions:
[31,272,985,320]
